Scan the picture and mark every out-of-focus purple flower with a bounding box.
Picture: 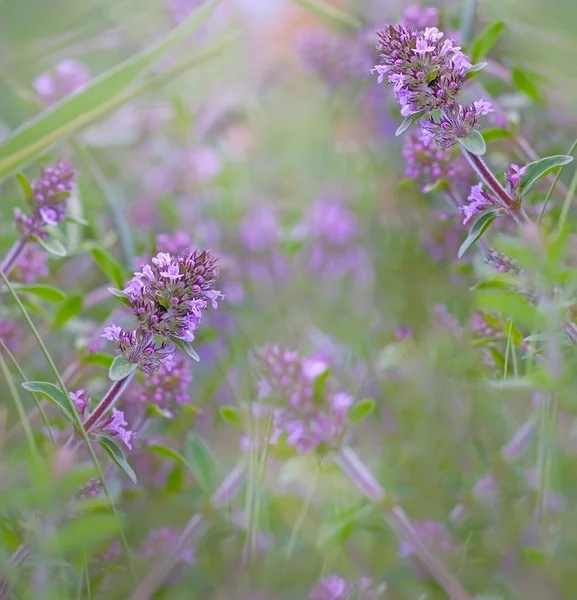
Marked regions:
[297,28,373,89]
[398,520,454,578]
[459,182,494,224]
[400,4,439,29]
[309,574,386,599]
[13,245,49,283]
[34,59,90,106]
[187,146,222,182]
[123,250,222,343]
[75,477,103,500]
[485,249,522,275]
[472,473,498,502]
[166,0,203,24]
[395,326,412,340]
[253,346,354,453]
[432,304,462,338]
[140,528,195,565]
[309,575,354,600]
[239,206,280,253]
[156,231,193,255]
[373,25,471,116]
[297,195,372,284]
[101,408,135,450]
[136,354,193,417]
[14,161,76,240]
[422,210,464,262]
[402,128,468,191]
[421,100,493,150]
[0,317,21,352]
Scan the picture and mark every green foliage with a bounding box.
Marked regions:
[185,433,215,492]
[96,436,137,484]
[108,356,138,381]
[458,209,501,258]
[470,21,505,63]
[21,381,75,422]
[457,130,487,156]
[519,155,574,197]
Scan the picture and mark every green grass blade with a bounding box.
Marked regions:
[0,0,222,180]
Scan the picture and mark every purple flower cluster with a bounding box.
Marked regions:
[102,249,221,374]
[309,574,386,599]
[70,389,135,449]
[102,326,175,375]
[373,24,492,148]
[373,25,471,116]
[13,245,49,283]
[123,250,222,343]
[254,346,354,453]
[14,162,76,240]
[136,354,193,417]
[33,60,90,106]
[166,0,202,24]
[403,128,469,191]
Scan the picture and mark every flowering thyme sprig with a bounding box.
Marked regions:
[1,162,76,277]
[89,249,222,435]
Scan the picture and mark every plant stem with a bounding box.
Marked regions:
[83,373,135,432]
[336,447,473,600]
[128,463,246,600]
[0,240,26,278]
[461,149,514,209]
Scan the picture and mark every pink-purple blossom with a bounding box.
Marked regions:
[33,59,90,106]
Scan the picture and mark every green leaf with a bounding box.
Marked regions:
[81,352,115,368]
[34,235,67,257]
[470,21,505,63]
[21,381,74,422]
[53,294,83,327]
[11,284,67,303]
[464,61,487,81]
[185,432,215,492]
[96,436,137,484]
[0,0,222,180]
[148,443,188,466]
[107,287,131,306]
[318,503,374,546]
[518,155,574,198]
[90,246,126,289]
[16,173,33,203]
[458,209,501,258]
[108,355,139,381]
[291,0,361,32]
[348,399,376,425]
[481,127,511,143]
[219,405,244,429]
[512,67,544,102]
[475,289,544,330]
[46,514,119,553]
[171,337,200,361]
[395,110,426,137]
[313,367,332,402]
[422,179,447,194]
[457,130,487,156]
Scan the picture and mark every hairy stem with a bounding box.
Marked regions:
[461,149,514,209]
[336,447,473,600]
[0,240,26,279]
[128,463,246,600]
[83,373,135,432]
